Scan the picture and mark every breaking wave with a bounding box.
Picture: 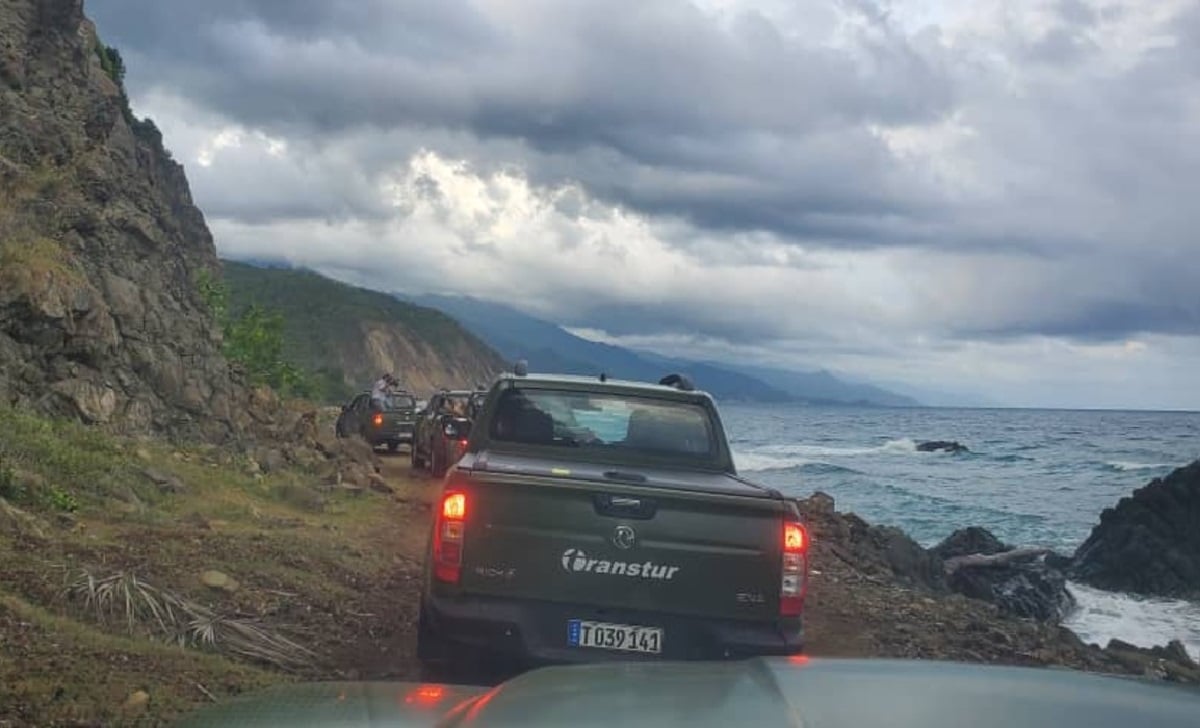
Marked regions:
[1064,582,1200,662]
[1105,461,1174,472]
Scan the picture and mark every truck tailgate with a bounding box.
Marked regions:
[456,470,785,622]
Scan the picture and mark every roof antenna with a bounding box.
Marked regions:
[513,359,528,377]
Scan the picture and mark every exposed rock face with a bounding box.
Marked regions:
[1103,639,1200,683]
[1072,460,1200,600]
[934,527,1075,621]
[930,527,1010,560]
[947,555,1076,622]
[794,492,1198,683]
[0,0,274,440]
[795,492,945,591]
[221,262,505,398]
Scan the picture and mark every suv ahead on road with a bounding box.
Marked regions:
[411,390,477,477]
[335,391,418,451]
[417,372,810,676]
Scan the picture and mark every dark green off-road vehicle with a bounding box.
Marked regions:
[418,372,810,675]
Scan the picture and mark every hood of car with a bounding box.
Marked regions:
[177,658,1200,728]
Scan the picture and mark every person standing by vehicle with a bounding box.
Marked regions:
[371,373,395,410]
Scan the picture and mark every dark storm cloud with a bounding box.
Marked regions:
[86,0,1200,348]
[89,0,955,241]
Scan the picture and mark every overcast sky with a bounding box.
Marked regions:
[88,0,1200,409]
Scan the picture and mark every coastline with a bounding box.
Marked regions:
[794,491,1200,682]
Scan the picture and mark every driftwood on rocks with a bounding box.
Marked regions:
[944,548,1053,575]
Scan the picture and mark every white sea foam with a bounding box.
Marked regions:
[734,451,815,472]
[1064,581,1200,662]
[735,438,923,472]
[1105,461,1173,472]
[753,438,918,459]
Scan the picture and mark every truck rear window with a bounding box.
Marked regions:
[489,387,717,461]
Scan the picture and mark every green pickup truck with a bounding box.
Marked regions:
[418,371,810,676]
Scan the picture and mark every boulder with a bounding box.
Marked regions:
[1103,639,1200,682]
[1072,460,1200,599]
[946,554,1076,621]
[122,690,150,713]
[800,491,835,515]
[935,527,1074,621]
[916,440,969,453]
[200,570,239,592]
[367,473,393,495]
[869,526,945,591]
[794,493,945,591]
[931,527,1011,560]
[255,448,287,474]
[141,468,186,494]
[273,483,326,512]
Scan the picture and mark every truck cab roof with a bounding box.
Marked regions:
[494,372,710,402]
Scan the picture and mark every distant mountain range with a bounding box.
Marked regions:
[412,294,919,407]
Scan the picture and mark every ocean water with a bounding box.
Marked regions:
[720,404,1200,657]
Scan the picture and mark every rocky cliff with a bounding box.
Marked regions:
[1072,460,1200,599]
[0,0,271,440]
[222,262,505,399]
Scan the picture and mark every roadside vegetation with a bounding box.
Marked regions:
[0,405,431,725]
[196,269,322,400]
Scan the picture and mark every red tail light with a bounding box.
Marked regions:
[434,491,467,583]
[404,684,446,707]
[780,521,810,617]
[372,413,384,427]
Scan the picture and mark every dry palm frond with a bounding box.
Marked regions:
[63,569,173,634]
[62,567,317,671]
[184,612,316,671]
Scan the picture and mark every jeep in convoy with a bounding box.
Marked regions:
[411,389,479,477]
[335,390,418,451]
[417,371,810,676]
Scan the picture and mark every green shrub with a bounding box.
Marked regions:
[0,458,26,502]
[46,486,79,513]
[96,44,125,86]
[196,270,323,399]
[0,406,134,506]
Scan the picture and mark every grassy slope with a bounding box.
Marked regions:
[0,407,431,726]
[221,261,503,399]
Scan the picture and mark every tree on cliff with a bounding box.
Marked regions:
[197,271,313,398]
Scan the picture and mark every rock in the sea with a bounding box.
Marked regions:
[916,440,969,453]
[931,527,1011,560]
[1072,460,1200,599]
[935,527,1075,621]
[946,554,1076,621]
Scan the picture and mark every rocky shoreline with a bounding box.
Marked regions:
[796,458,1200,683]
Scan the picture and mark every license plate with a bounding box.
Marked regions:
[567,619,663,654]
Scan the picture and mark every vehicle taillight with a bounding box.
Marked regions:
[780,521,810,617]
[434,491,467,583]
[372,413,384,427]
[404,684,446,707]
